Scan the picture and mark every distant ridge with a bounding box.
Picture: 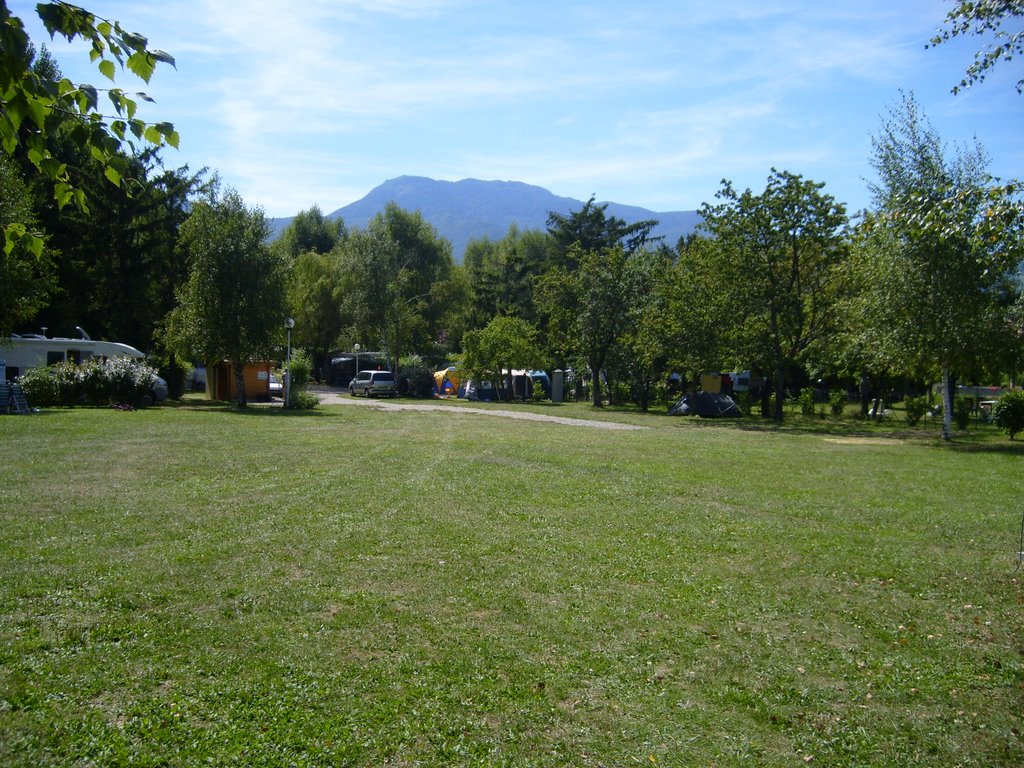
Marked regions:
[269,176,701,262]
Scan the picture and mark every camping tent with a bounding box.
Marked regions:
[458,379,499,402]
[669,391,742,418]
[432,366,460,398]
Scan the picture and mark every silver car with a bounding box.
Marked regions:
[348,369,397,397]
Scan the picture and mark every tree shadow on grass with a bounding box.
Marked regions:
[163,398,335,418]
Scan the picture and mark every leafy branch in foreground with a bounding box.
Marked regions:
[928,0,1024,93]
[0,1,178,254]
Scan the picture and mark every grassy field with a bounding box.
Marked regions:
[1,399,1022,766]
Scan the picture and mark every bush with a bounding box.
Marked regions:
[18,358,159,407]
[992,389,1024,439]
[829,389,847,419]
[799,387,815,417]
[904,395,928,426]
[400,365,435,398]
[287,349,312,390]
[532,377,547,402]
[286,389,319,410]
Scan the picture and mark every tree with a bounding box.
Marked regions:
[928,0,1024,93]
[287,249,346,381]
[858,93,1023,438]
[338,205,456,371]
[699,170,849,421]
[274,205,346,261]
[464,225,545,330]
[1,1,179,254]
[546,195,659,271]
[29,143,206,351]
[0,152,51,335]
[611,247,675,411]
[461,315,544,401]
[166,188,287,407]
[536,243,633,407]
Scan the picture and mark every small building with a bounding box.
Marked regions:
[209,361,272,401]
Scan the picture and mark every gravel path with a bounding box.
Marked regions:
[312,390,646,431]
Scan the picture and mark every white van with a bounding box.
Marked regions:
[0,332,168,403]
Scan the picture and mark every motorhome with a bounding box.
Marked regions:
[0,331,167,403]
[0,331,150,380]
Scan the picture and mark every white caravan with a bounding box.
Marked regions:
[0,331,167,403]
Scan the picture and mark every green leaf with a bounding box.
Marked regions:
[39,157,66,180]
[99,59,116,81]
[126,51,155,83]
[77,84,99,113]
[104,164,122,187]
[121,31,149,52]
[150,49,176,68]
[54,182,75,209]
[25,96,46,129]
[143,125,163,145]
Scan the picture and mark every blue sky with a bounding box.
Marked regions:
[12,0,1024,218]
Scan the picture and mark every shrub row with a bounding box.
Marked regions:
[18,358,159,407]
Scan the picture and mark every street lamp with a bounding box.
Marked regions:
[284,317,294,408]
[353,343,360,379]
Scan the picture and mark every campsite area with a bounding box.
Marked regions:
[1,400,1022,766]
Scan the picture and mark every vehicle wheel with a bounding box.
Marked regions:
[140,391,155,407]
[364,388,371,398]
[349,386,355,396]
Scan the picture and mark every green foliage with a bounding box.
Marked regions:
[829,388,847,418]
[799,387,815,417]
[0,153,52,335]
[992,388,1024,438]
[464,225,545,330]
[286,348,312,391]
[166,187,287,405]
[536,244,632,407]
[530,377,546,402]
[337,205,457,372]
[275,204,345,260]
[928,0,1024,94]
[399,363,435,398]
[546,194,658,269]
[17,356,158,406]
[461,315,544,400]
[904,395,928,426]
[699,169,849,421]
[285,388,319,410]
[857,93,1023,439]
[0,1,179,255]
[287,249,345,379]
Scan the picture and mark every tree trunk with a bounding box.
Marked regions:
[941,365,953,441]
[234,359,247,407]
[773,364,785,422]
[591,364,602,407]
[859,369,871,418]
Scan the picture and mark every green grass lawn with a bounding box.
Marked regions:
[1,400,1022,766]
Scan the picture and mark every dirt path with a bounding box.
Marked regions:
[312,389,646,431]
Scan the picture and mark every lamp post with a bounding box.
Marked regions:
[353,343,360,381]
[284,318,294,408]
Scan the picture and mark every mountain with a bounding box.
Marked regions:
[269,176,701,262]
